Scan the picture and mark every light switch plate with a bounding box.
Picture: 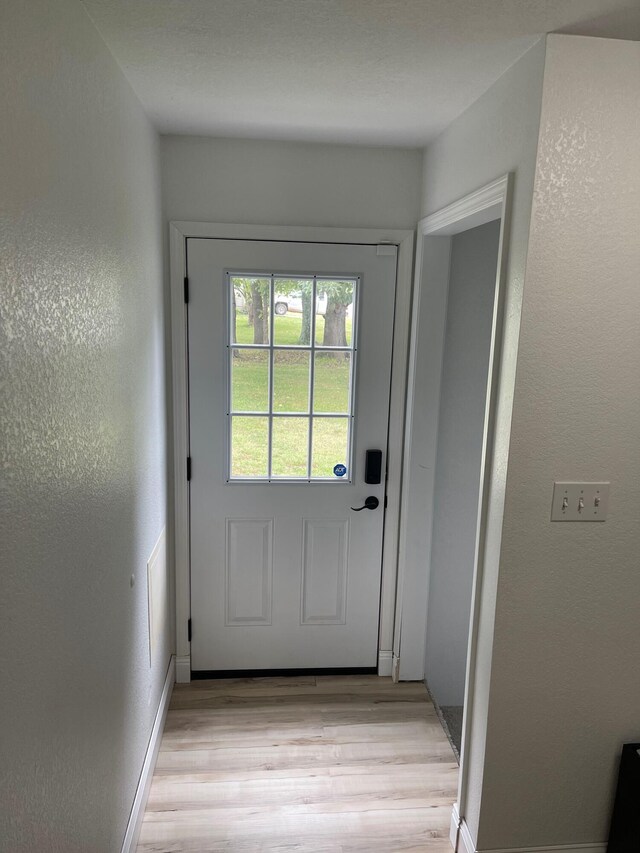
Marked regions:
[551,482,610,522]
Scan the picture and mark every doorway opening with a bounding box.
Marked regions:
[427,217,502,757]
[395,175,513,838]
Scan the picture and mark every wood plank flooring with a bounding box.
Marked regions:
[137,676,458,852]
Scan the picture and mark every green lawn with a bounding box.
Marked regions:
[234,310,353,346]
[231,414,349,479]
[230,314,352,478]
[232,350,351,413]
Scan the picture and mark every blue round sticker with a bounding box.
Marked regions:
[333,464,347,478]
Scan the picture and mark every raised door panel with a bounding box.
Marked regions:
[301,519,349,625]
[225,519,273,626]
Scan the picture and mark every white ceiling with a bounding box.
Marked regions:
[82,0,640,147]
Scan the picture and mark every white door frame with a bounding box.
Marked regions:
[170,222,414,683]
[392,175,514,832]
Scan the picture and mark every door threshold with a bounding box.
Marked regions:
[191,666,378,680]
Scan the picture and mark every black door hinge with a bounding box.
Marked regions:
[187,618,192,642]
[384,495,388,509]
[186,456,192,481]
[183,276,189,304]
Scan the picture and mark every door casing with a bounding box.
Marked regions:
[393,175,514,839]
[169,222,414,683]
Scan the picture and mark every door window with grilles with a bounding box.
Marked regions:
[228,274,358,481]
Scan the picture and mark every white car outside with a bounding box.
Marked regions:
[234,288,352,318]
[274,291,327,316]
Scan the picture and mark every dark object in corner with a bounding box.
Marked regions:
[608,742,640,852]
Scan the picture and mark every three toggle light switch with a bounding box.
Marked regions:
[551,482,610,521]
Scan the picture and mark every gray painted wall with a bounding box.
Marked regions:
[477,35,640,850]
[425,220,501,708]
[161,135,423,230]
[0,2,169,850]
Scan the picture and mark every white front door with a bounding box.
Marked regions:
[187,238,397,673]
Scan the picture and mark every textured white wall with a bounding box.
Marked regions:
[425,220,500,708]
[161,135,423,229]
[0,2,169,850]
[477,34,640,850]
[418,39,546,839]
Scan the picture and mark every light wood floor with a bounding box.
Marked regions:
[137,676,458,852]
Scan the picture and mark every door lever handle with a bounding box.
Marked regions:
[350,496,379,512]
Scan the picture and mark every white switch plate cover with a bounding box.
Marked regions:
[551,482,610,522]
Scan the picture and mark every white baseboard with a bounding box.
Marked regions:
[451,803,461,849]
[450,806,606,853]
[391,653,400,682]
[121,655,175,853]
[450,806,476,853]
[175,653,191,683]
[483,845,606,853]
[378,650,393,676]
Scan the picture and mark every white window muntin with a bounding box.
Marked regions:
[226,272,359,482]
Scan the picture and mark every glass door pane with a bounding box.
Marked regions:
[273,350,310,413]
[231,349,269,413]
[231,416,269,478]
[227,272,358,481]
[311,417,350,478]
[230,276,271,345]
[271,418,309,478]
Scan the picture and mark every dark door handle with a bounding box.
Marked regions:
[350,496,379,512]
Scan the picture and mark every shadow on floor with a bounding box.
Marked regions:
[440,705,463,759]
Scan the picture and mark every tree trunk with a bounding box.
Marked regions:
[298,289,312,345]
[323,299,348,349]
[231,288,237,344]
[251,284,265,344]
[231,289,240,358]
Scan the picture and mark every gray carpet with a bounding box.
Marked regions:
[440,705,463,756]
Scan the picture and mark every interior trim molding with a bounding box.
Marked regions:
[451,805,476,853]
[421,175,509,236]
[120,655,175,853]
[170,222,414,684]
[378,650,393,676]
[484,846,606,853]
[450,806,607,853]
[391,652,400,682]
[175,653,191,684]
[451,803,463,848]
[396,175,515,837]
